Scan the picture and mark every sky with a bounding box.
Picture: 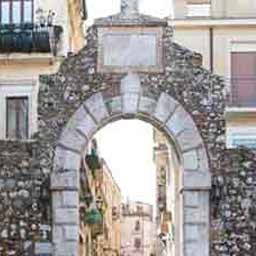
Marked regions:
[86,0,173,25]
[95,120,156,205]
[88,0,173,206]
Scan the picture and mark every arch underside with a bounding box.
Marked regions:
[51,79,211,256]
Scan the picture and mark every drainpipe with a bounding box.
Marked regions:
[209,27,214,73]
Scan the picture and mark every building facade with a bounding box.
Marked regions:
[121,201,156,256]
[153,129,178,256]
[171,0,256,149]
[80,140,122,256]
[0,0,86,141]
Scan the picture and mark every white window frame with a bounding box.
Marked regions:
[0,80,37,140]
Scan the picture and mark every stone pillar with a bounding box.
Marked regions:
[51,169,80,256]
[183,190,210,256]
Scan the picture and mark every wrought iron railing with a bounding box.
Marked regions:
[0,23,63,55]
[226,76,256,107]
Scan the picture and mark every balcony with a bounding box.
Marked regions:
[0,23,63,56]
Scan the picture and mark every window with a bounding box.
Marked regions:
[135,220,140,231]
[0,0,33,24]
[134,238,141,249]
[231,52,256,107]
[6,97,29,139]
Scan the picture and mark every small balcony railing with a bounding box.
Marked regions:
[0,23,63,55]
[227,77,256,108]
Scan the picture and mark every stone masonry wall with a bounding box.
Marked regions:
[0,20,256,255]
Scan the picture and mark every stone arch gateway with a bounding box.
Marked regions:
[51,73,211,256]
[43,4,222,256]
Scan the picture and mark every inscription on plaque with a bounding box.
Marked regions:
[98,27,163,73]
[103,34,157,67]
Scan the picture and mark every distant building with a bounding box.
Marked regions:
[80,140,122,256]
[153,129,178,256]
[121,201,156,256]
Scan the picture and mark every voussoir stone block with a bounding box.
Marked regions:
[122,93,139,114]
[138,96,157,116]
[177,127,203,152]
[54,146,81,173]
[84,92,109,123]
[154,92,177,123]
[105,96,122,115]
[166,106,196,136]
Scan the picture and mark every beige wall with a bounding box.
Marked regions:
[0,0,85,140]
[212,0,256,18]
[173,0,256,19]
[173,26,256,77]
[101,162,121,256]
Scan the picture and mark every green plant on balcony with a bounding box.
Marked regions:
[85,151,101,178]
[84,208,103,225]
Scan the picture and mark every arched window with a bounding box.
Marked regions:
[0,0,33,24]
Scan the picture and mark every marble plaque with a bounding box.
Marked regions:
[98,27,163,73]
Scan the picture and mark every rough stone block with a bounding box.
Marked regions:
[183,170,211,189]
[60,129,87,153]
[184,191,199,207]
[122,93,139,114]
[183,150,199,170]
[184,225,199,241]
[154,93,177,123]
[54,146,81,173]
[54,208,79,225]
[51,169,79,190]
[177,128,203,152]
[52,225,64,243]
[64,105,97,141]
[52,191,63,208]
[105,96,122,115]
[166,106,196,136]
[121,72,141,94]
[84,92,109,123]
[64,225,79,241]
[184,225,209,256]
[62,191,79,207]
[138,96,157,116]
[54,241,78,256]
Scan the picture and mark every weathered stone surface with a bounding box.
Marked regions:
[53,147,81,173]
[84,92,109,123]
[0,11,255,256]
[154,93,177,123]
[54,208,79,225]
[51,169,79,190]
[138,96,157,116]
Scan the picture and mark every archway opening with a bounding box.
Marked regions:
[79,119,181,256]
[51,88,211,256]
